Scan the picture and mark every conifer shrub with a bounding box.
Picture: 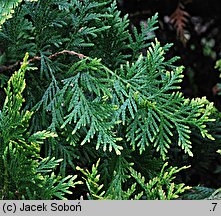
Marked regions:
[0,0,218,199]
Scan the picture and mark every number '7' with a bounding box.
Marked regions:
[212,203,217,211]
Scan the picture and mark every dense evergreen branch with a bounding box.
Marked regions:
[0,0,219,200]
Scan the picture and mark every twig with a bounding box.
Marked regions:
[0,50,86,73]
[0,62,20,73]
[48,50,86,60]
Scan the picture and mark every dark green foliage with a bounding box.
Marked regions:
[0,54,81,199]
[183,186,216,200]
[0,0,219,200]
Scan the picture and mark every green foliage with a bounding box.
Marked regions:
[0,54,81,199]
[0,0,38,28]
[183,186,215,200]
[129,13,158,60]
[77,160,190,200]
[130,162,191,200]
[77,158,143,200]
[0,0,219,200]
[180,60,221,200]
[55,39,215,160]
[0,0,23,28]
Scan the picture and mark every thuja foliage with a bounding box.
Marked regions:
[0,53,81,199]
[77,160,190,200]
[181,60,221,200]
[0,0,218,199]
[0,0,38,28]
[202,59,221,200]
[0,0,22,28]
